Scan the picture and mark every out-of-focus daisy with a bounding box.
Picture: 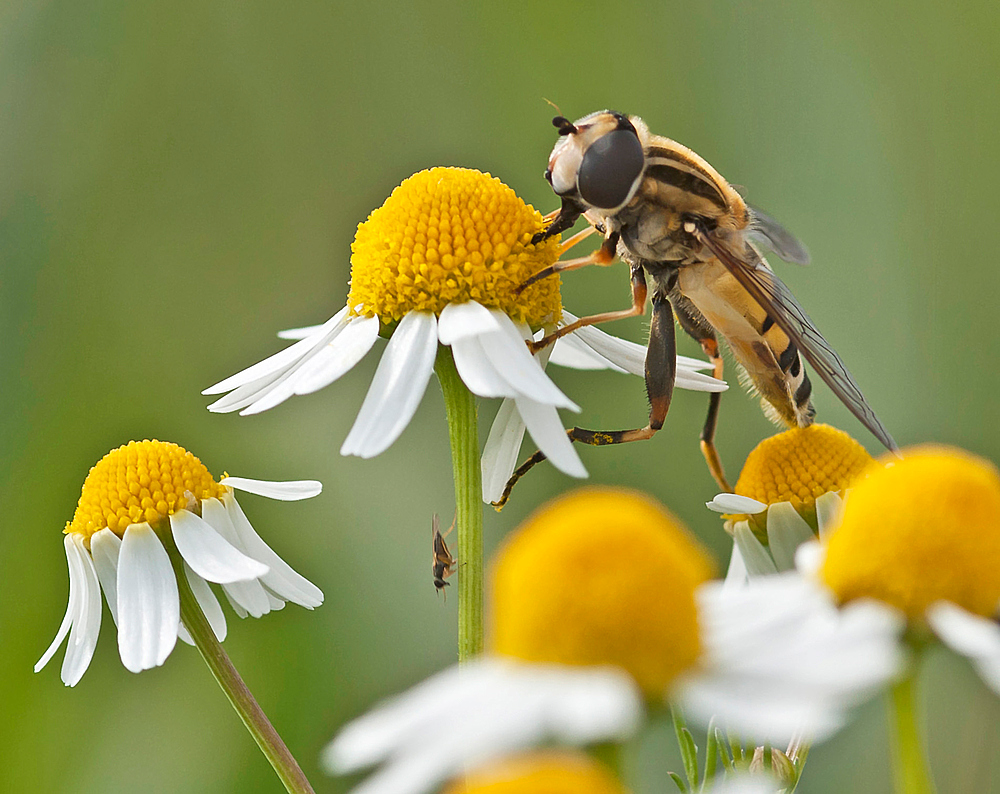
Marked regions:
[204,168,725,482]
[35,440,323,686]
[323,488,900,794]
[705,424,873,579]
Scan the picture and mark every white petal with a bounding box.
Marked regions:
[795,540,826,577]
[706,777,781,794]
[223,493,324,608]
[60,535,103,687]
[724,542,749,589]
[35,538,80,675]
[117,523,180,673]
[437,301,501,345]
[204,308,350,395]
[733,523,777,576]
[675,575,904,743]
[323,658,642,794]
[221,477,323,501]
[170,509,269,584]
[90,529,122,626]
[706,493,767,514]
[479,311,578,410]
[206,370,290,413]
[341,312,438,458]
[278,323,325,340]
[815,491,844,539]
[766,502,816,571]
[927,602,1000,694]
[481,399,526,503]
[200,499,274,618]
[293,315,380,396]
[515,398,587,478]
[184,563,228,642]
[548,333,626,372]
[451,335,518,399]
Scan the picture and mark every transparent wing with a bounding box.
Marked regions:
[695,227,897,452]
[747,205,811,265]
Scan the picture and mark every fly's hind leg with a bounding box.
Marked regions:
[493,290,676,510]
[673,299,731,492]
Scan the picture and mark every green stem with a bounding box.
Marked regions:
[435,346,484,660]
[888,666,937,794]
[158,528,316,794]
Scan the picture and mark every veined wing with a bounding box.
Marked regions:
[693,224,897,452]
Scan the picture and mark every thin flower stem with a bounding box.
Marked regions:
[158,528,316,794]
[889,666,937,794]
[435,346,484,660]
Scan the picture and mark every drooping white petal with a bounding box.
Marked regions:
[451,335,518,399]
[706,494,767,514]
[341,311,439,458]
[199,498,274,618]
[61,535,103,687]
[117,523,180,673]
[481,398,525,503]
[184,563,228,642]
[674,574,904,743]
[766,502,817,571]
[292,315,381,396]
[277,324,325,340]
[223,493,324,608]
[724,542,749,589]
[436,301,501,345]
[170,508,269,584]
[548,334,625,371]
[323,658,642,794]
[221,477,323,501]
[478,310,579,410]
[795,540,825,577]
[204,308,350,396]
[35,539,80,675]
[733,523,777,576]
[90,528,122,626]
[927,601,1000,694]
[815,491,844,539]
[515,397,587,479]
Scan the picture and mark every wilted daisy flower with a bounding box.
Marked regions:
[324,488,900,794]
[35,440,323,686]
[705,424,873,579]
[204,168,724,480]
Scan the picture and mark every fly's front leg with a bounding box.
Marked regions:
[493,289,675,510]
[527,261,645,355]
[517,230,621,295]
[673,299,731,491]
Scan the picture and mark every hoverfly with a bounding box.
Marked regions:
[498,110,895,503]
[431,514,457,597]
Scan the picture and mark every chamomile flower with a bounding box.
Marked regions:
[35,440,323,686]
[204,168,725,482]
[324,488,900,794]
[705,424,872,579]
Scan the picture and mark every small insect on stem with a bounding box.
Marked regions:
[431,514,458,600]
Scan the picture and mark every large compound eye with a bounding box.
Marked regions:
[577,129,644,209]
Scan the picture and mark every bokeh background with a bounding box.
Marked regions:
[2,0,999,791]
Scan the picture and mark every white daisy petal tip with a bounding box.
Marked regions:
[927,601,1000,694]
[221,477,323,501]
[794,539,826,577]
[706,493,767,514]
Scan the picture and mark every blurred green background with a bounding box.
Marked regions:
[2,0,999,791]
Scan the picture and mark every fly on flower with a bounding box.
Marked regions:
[432,513,457,595]
[35,440,323,686]
[203,168,726,501]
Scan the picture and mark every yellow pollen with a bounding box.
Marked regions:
[66,440,226,541]
[443,752,628,794]
[735,424,873,522]
[822,445,1000,620]
[489,488,714,698]
[347,167,563,327]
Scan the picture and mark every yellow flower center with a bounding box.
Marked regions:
[66,440,226,541]
[489,488,714,698]
[347,167,563,327]
[735,424,873,525]
[822,445,1000,620]
[443,752,627,794]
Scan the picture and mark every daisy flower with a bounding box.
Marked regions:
[35,439,323,686]
[323,488,901,794]
[203,168,725,483]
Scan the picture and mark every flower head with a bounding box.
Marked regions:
[204,168,726,484]
[35,440,323,686]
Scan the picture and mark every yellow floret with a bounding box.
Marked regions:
[347,167,563,327]
[443,752,628,794]
[66,440,226,541]
[822,445,1000,620]
[735,424,873,521]
[489,488,714,698]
